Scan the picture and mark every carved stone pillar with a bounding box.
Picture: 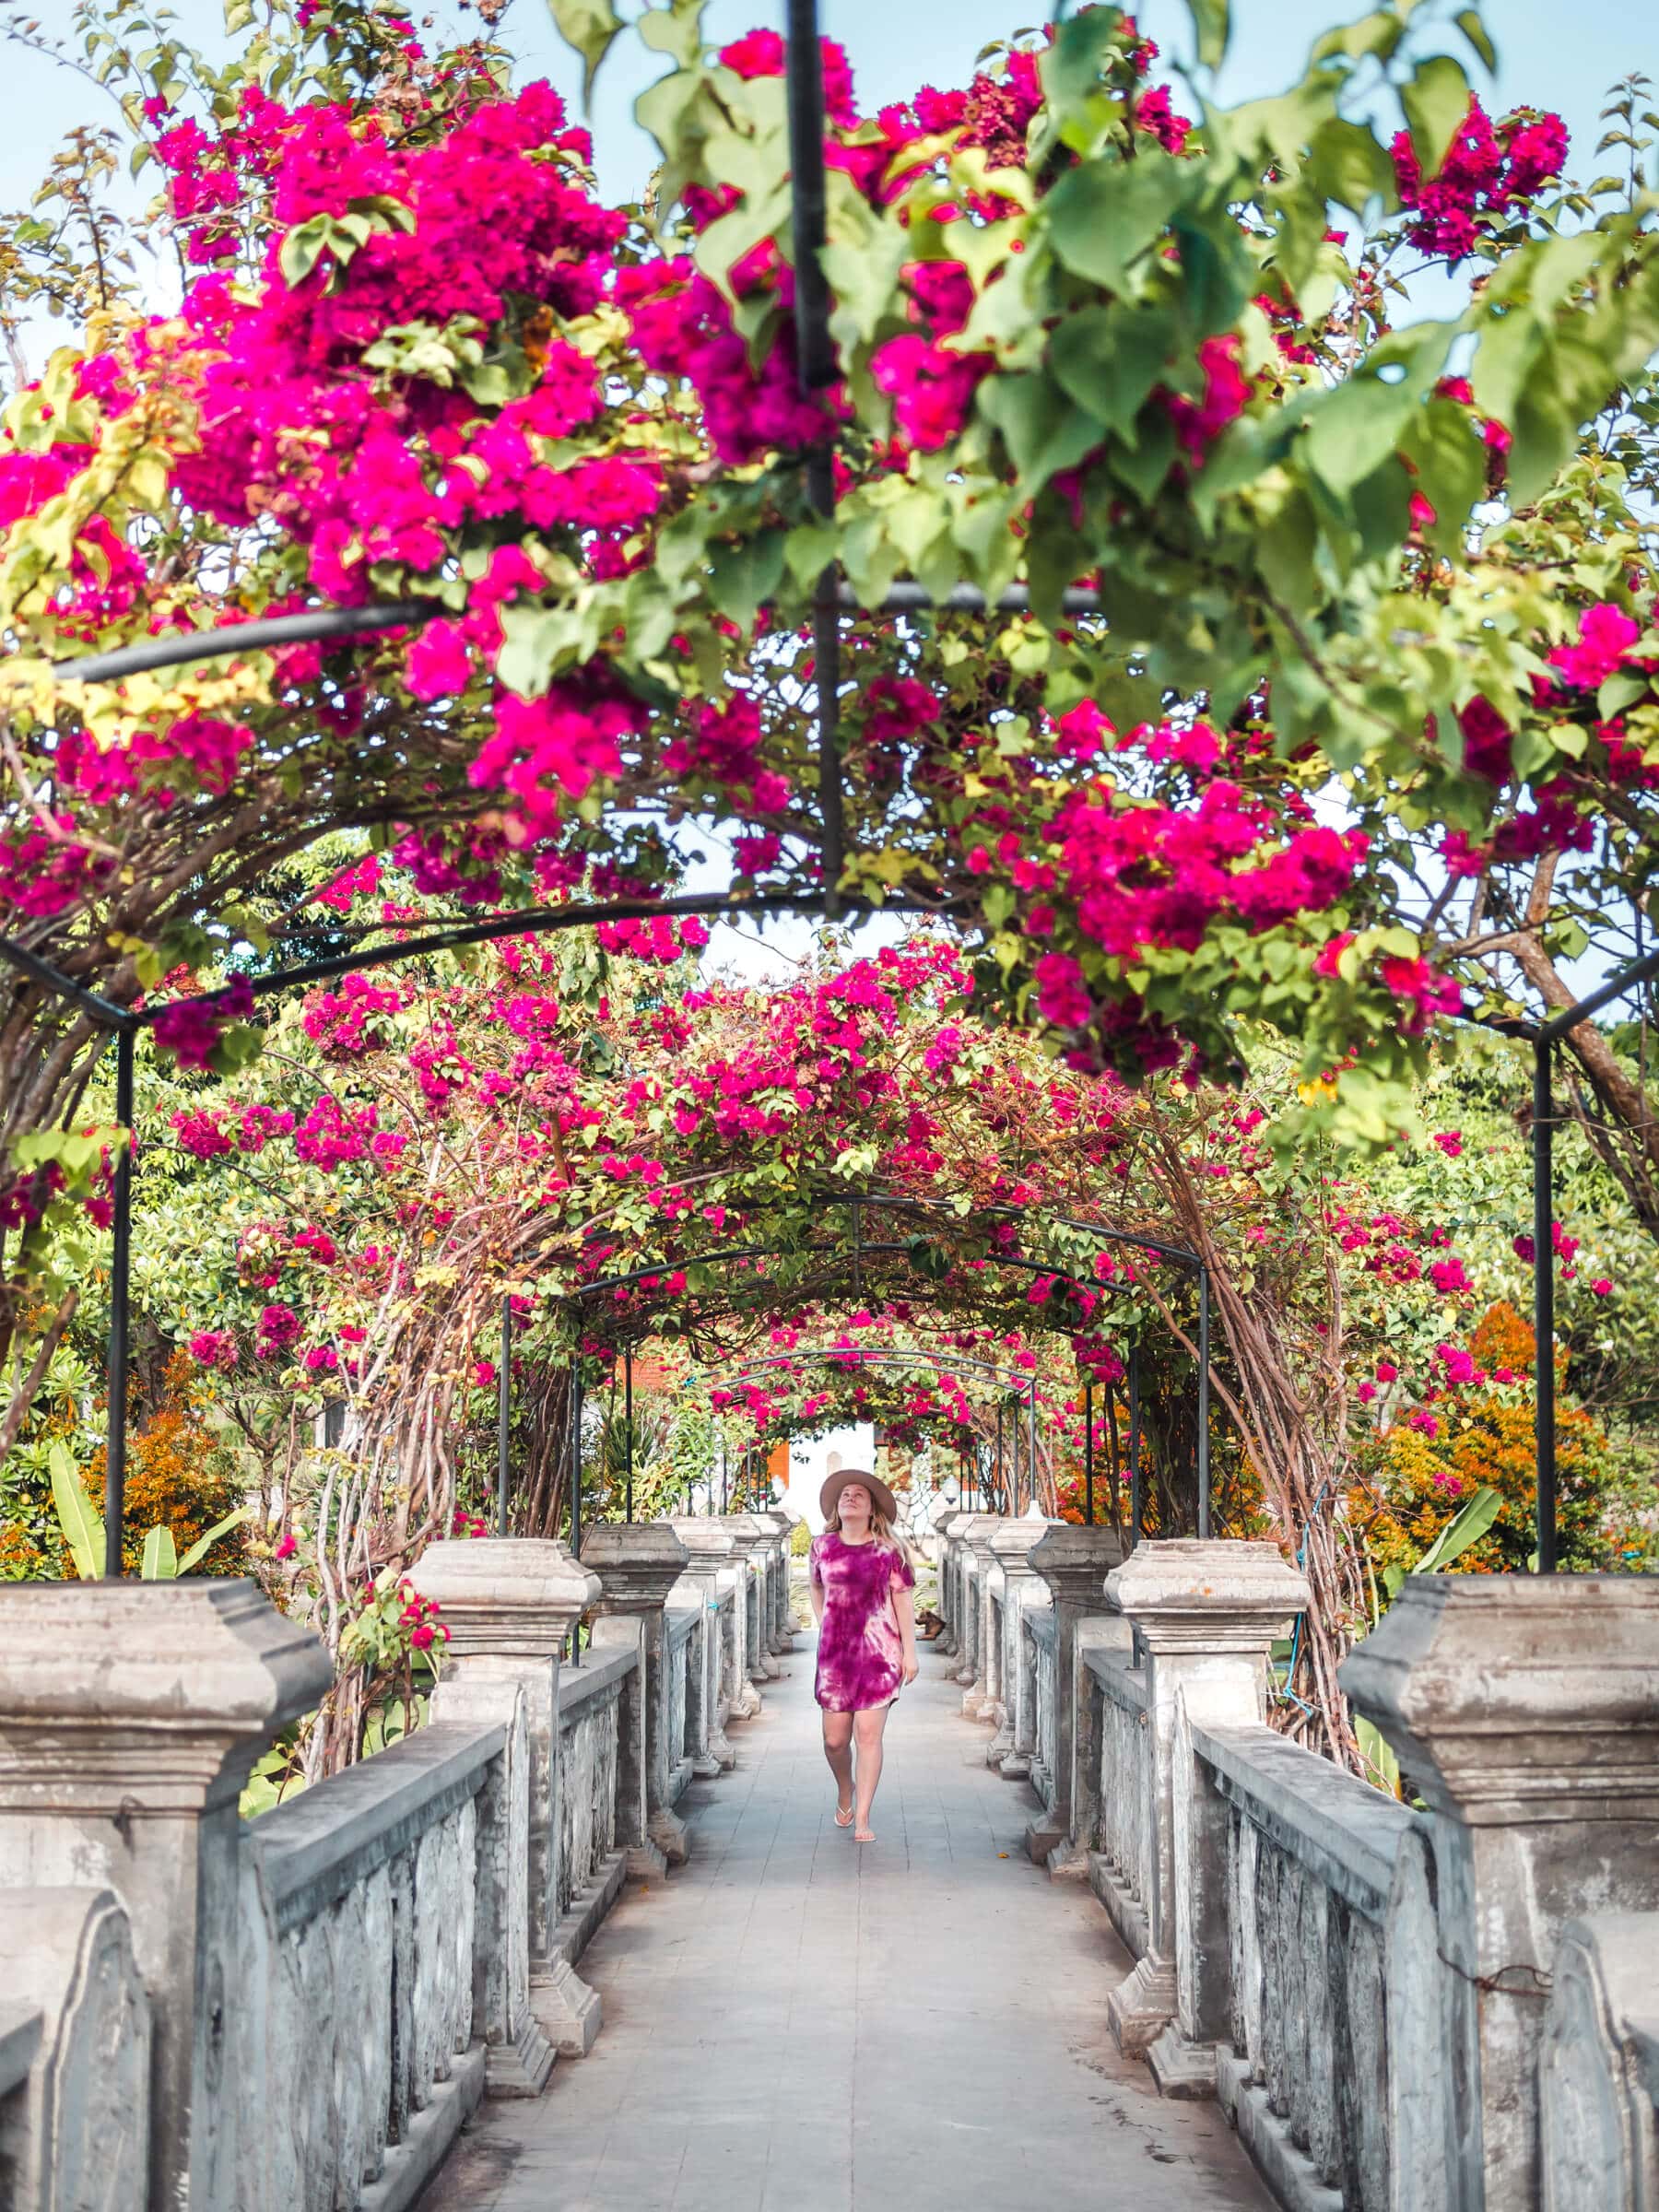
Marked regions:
[0,1888,150,2206]
[1343,1575,1659,2212]
[0,1582,330,2210]
[754,1511,796,1653]
[1102,1540,1308,2078]
[581,1523,691,1869]
[666,1524,740,1771]
[987,1524,1048,1772]
[959,1516,1006,1715]
[930,1511,968,1655]
[1023,1525,1125,1865]
[712,1514,776,1688]
[412,1536,599,2071]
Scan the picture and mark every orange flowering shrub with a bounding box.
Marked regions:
[0,1521,50,1580]
[79,1354,248,1581]
[1469,1300,1537,1375]
[1351,1305,1651,1582]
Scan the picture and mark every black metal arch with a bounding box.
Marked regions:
[1,0,1637,1583]
[703,1345,1046,1521]
[562,1199,1210,1535]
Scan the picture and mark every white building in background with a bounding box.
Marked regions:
[780,1428,869,1532]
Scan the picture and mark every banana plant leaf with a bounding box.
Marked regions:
[49,1442,103,1583]
[141,1525,178,1580]
[176,1505,252,1576]
[1382,1484,1502,1598]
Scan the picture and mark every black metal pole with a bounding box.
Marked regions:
[995,1401,1005,1511]
[1128,1345,1142,1547]
[1084,1382,1094,1526]
[1197,1267,1212,1541]
[569,1361,583,1665]
[103,1026,135,1578]
[496,1296,512,1537]
[784,0,844,912]
[1534,1040,1558,1573]
[624,1351,634,1523]
[1028,1384,1037,1514]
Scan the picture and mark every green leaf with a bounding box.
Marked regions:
[1306,117,1398,218]
[1048,307,1175,437]
[1401,54,1471,183]
[1454,7,1497,74]
[1044,150,1194,297]
[1355,1714,1401,1797]
[1302,372,1413,496]
[707,530,786,631]
[177,1505,252,1575]
[638,0,706,68]
[1598,672,1649,719]
[1184,0,1230,72]
[1110,407,1176,504]
[1170,215,1251,336]
[543,0,625,102]
[141,1524,178,1580]
[1044,8,1135,107]
[50,1442,103,1581]
[278,214,333,289]
[1401,394,1486,550]
[976,371,1101,499]
[1412,1485,1502,1575]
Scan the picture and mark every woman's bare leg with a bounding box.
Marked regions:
[822,1710,854,1820]
[852,1703,890,1840]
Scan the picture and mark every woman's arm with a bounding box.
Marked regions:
[809,1543,825,1627]
[892,1581,918,1685]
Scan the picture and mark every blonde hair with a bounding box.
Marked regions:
[828,1497,917,1572]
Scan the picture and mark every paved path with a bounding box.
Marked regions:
[425,1638,1273,2212]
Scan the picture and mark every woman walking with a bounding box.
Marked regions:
[808,1467,918,1843]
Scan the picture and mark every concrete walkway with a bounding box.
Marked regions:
[423,1639,1274,2212]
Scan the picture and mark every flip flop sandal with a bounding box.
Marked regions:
[834,1803,855,1828]
[855,1827,876,1844]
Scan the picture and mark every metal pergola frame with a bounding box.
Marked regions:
[567,1192,1208,1536]
[709,1347,1046,1516]
[0,0,1637,1582]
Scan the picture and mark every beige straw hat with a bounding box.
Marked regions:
[819,1465,898,1524]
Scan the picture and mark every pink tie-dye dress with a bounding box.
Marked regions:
[809,1531,915,1712]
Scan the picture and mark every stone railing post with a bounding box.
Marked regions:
[1102,1540,1309,2072]
[1024,1525,1125,1866]
[0,1888,150,2206]
[715,1513,778,1687]
[0,1583,331,2211]
[987,1524,1047,1772]
[581,1523,691,1869]
[1342,1576,1659,2212]
[1540,1913,1659,2212]
[958,1515,1005,1712]
[930,1511,966,1655]
[756,1511,797,1653]
[411,1536,600,2075]
[667,1524,740,1771]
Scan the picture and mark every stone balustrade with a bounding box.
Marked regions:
[666,1521,742,1771]
[935,1536,1659,2212]
[0,1888,150,2212]
[236,1713,524,2205]
[985,1521,1053,1773]
[0,1515,762,2211]
[1024,1602,1060,1813]
[1541,1913,1659,2211]
[663,1601,698,1811]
